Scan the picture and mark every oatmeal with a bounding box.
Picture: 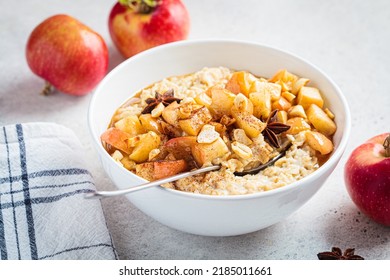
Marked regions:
[101,67,337,195]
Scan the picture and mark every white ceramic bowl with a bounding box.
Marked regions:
[88,40,351,236]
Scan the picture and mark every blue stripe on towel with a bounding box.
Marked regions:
[4,126,21,259]
[0,193,7,259]
[0,127,9,259]
[0,189,93,210]
[16,124,38,260]
[38,243,114,260]
[1,180,94,196]
[0,168,91,185]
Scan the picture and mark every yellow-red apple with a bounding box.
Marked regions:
[109,0,190,58]
[344,133,390,226]
[26,14,108,96]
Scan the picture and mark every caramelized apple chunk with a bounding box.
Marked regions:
[191,137,229,166]
[208,86,236,117]
[136,160,188,180]
[306,104,337,136]
[164,136,197,161]
[129,131,161,163]
[114,115,146,136]
[232,110,266,138]
[297,86,324,109]
[225,71,256,96]
[178,107,213,136]
[101,127,132,154]
[305,131,334,155]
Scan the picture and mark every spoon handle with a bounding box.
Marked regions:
[84,165,220,199]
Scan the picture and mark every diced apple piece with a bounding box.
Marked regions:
[139,114,162,134]
[111,150,124,161]
[272,96,292,111]
[268,69,286,83]
[178,103,203,119]
[148,148,161,161]
[153,160,188,180]
[288,105,307,119]
[101,127,132,154]
[276,110,288,124]
[129,131,161,163]
[324,108,335,119]
[164,136,197,162]
[197,124,220,144]
[232,110,266,138]
[281,91,296,103]
[268,69,298,92]
[160,121,182,138]
[225,71,256,96]
[225,72,243,94]
[177,103,192,119]
[136,160,188,181]
[292,77,310,95]
[305,131,334,155]
[306,104,337,136]
[114,115,146,137]
[250,80,282,101]
[161,101,180,126]
[151,102,165,118]
[194,92,212,107]
[297,86,324,109]
[120,156,136,170]
[179,107,213,136]
[178,120,201,136]
[127,135,142,148]
[208,86,236,117]
[233,93,254,114]
[181,97,197,105]
[286,117,311,135]
[249,90,271,119]
[191,137,229,166]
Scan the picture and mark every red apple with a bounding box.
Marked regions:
[109,0,190,58]
[26,14,108,96]
[344,133,390,226]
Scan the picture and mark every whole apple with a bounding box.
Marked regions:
[26,14,108,96]
[109,0,190,58]
[344,133,390,226]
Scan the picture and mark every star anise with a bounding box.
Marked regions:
[261,110,290,148]
[141,89,182,114]
[317,247,365,260]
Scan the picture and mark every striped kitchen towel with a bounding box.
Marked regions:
[0,123,117,260]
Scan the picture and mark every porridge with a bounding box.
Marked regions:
[101,67,337,195]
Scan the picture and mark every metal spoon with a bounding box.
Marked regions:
[85,142,292,199]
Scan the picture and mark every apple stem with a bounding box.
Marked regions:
[41,81,53,96]
[384,135,390,157]
[118,0,159,14]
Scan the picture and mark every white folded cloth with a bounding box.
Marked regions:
[0,123,117,260]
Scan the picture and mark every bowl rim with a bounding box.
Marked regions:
[88,38,351,201]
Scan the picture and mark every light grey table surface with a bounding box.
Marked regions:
[1,0,389,260]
